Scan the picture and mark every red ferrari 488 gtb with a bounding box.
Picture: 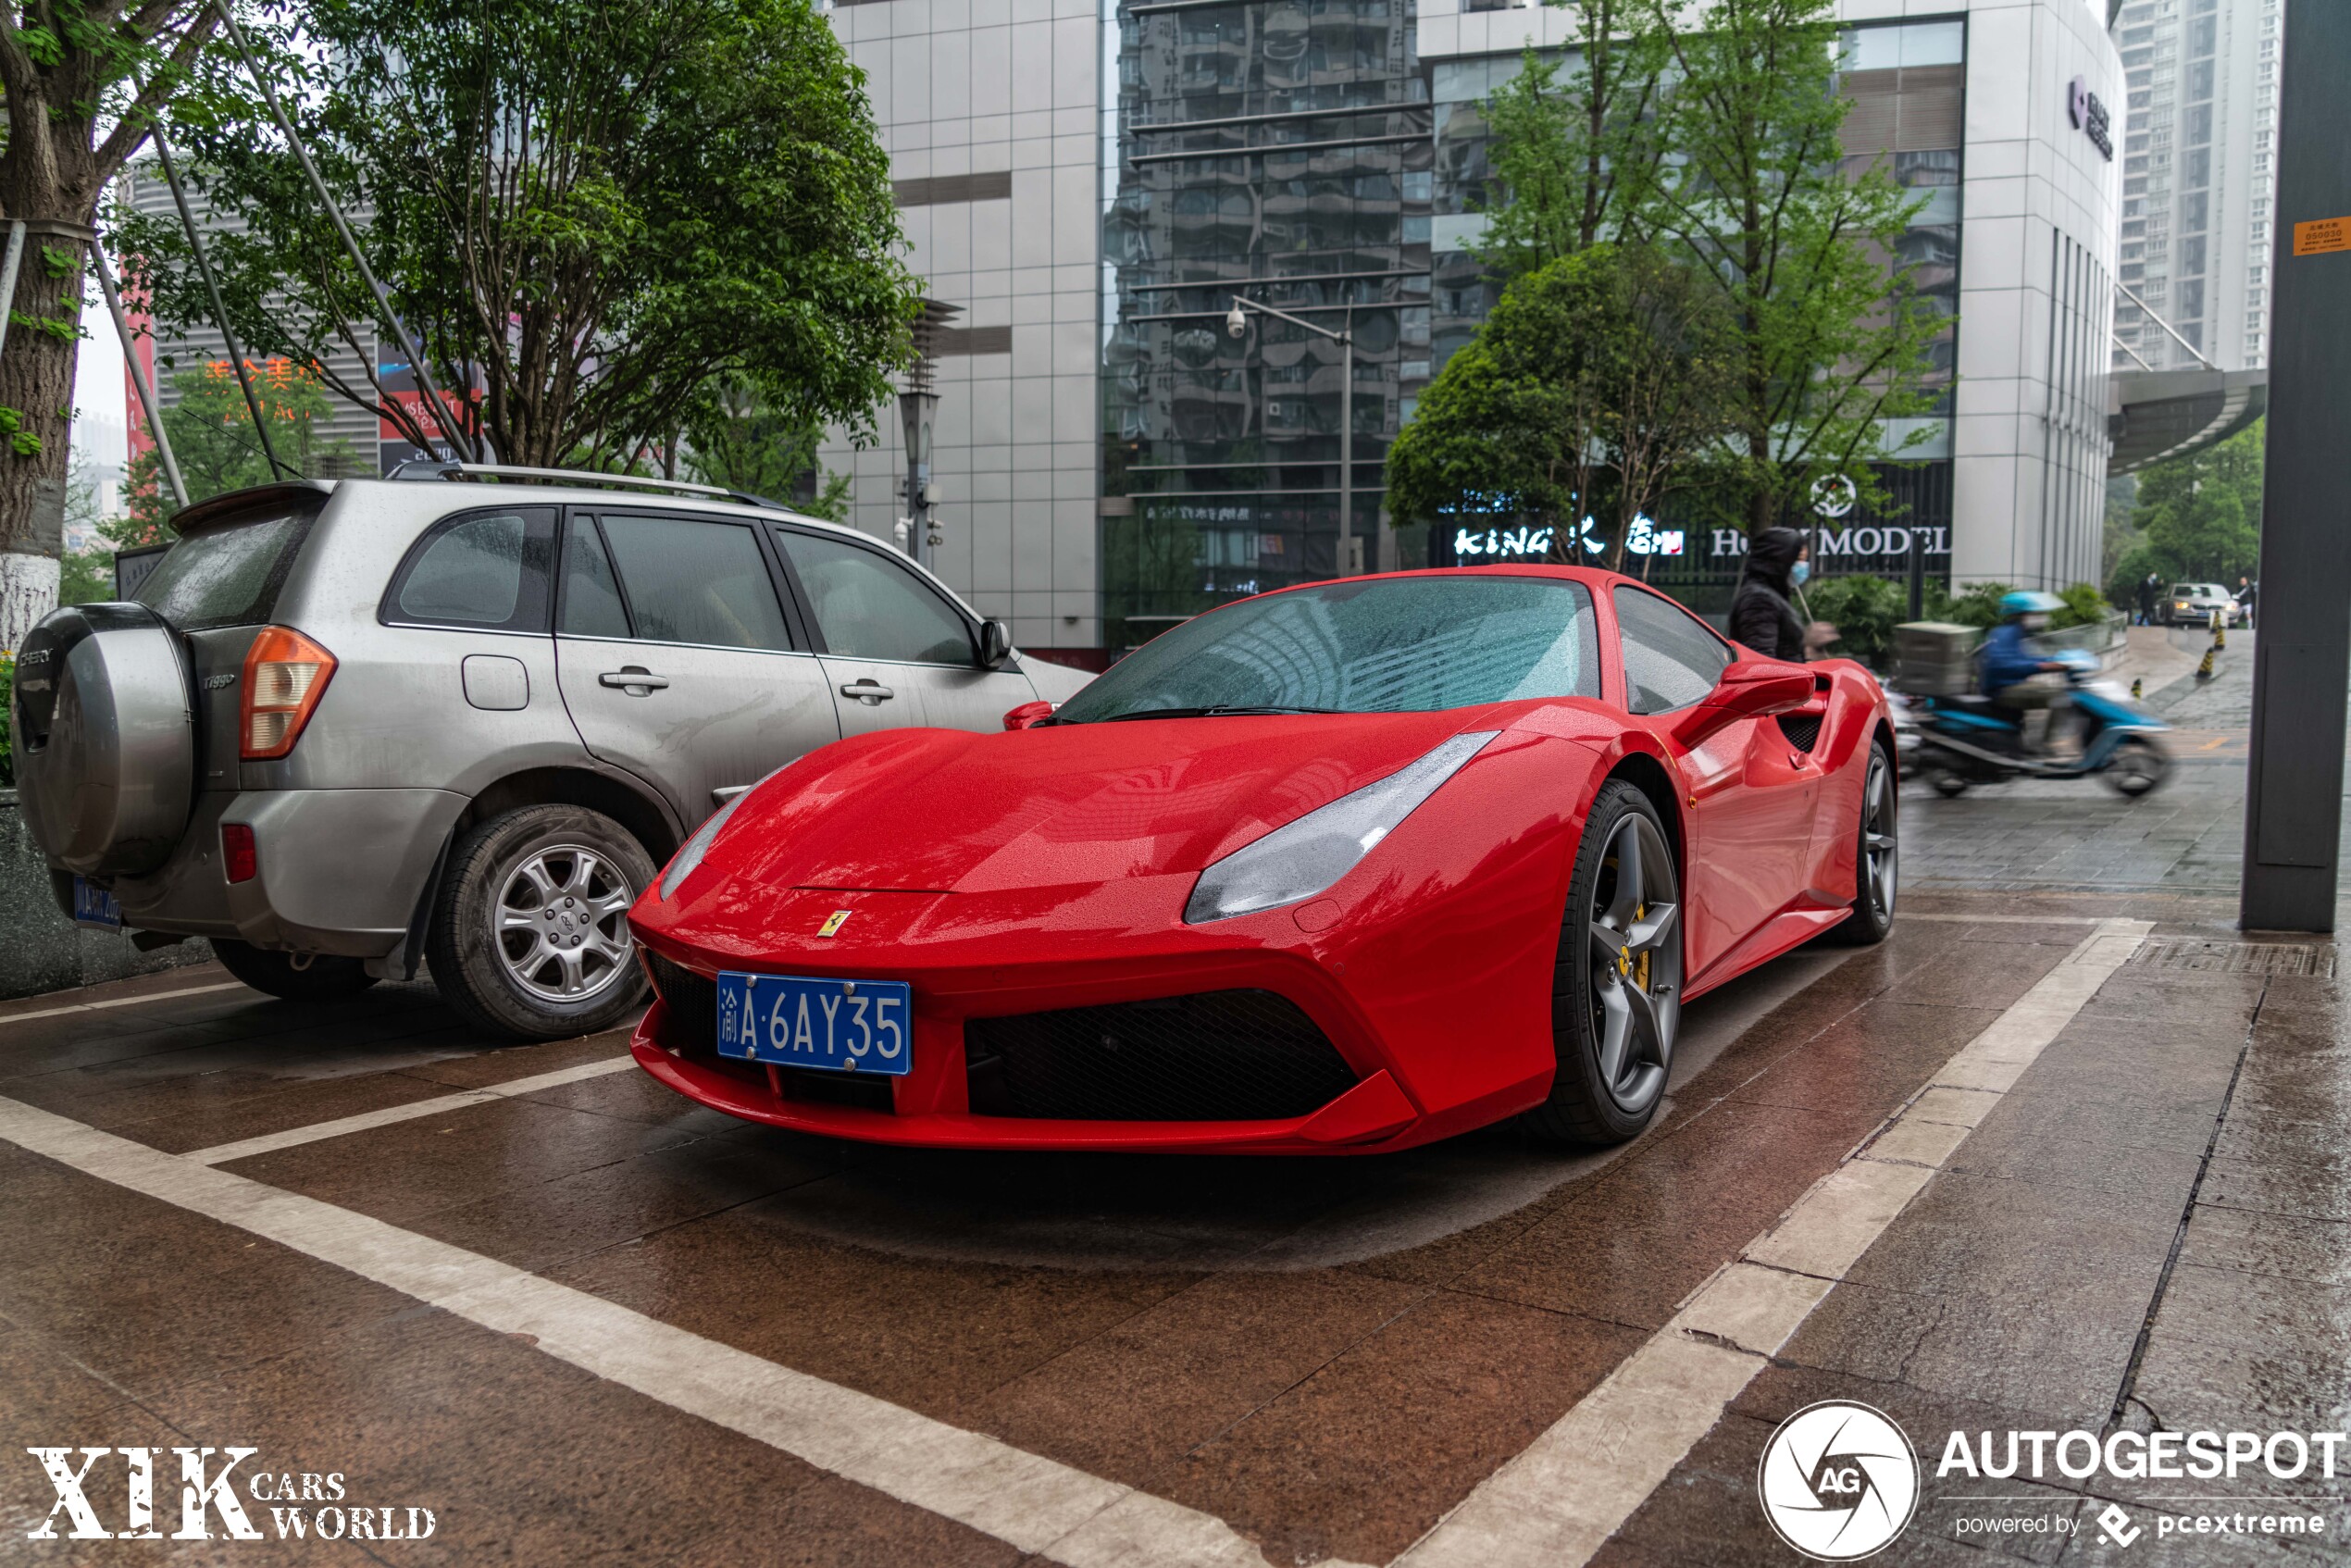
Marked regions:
[629,566,1897,1152]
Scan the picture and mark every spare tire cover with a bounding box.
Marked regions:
[14,603,196,876]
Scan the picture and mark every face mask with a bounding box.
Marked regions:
[1790,562,1811,587]
[2021,616,2049,633]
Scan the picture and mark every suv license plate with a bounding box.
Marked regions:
[71,877,121,930]
[715,972,912,1076]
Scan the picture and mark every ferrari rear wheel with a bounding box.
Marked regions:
[1826,742,1897,946]
[1523,780,1682,1147]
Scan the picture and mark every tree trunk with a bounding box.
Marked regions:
[0,219,92,649]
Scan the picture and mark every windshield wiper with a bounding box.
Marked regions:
[1088,703,1345,723]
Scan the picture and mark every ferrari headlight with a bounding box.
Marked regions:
[1184,731,1499,924]
[659,780,763,900]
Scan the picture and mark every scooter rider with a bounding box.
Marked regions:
[1981,591,2069,747]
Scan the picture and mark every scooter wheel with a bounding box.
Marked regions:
[1930,767,1970,799]
[2106,737,2171,798]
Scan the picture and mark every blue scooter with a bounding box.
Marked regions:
[1908,648,2172,798]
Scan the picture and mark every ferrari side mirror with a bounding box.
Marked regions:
[1670,661,1814,747]
[977,618,1014,670]
[1002,699,1055,730]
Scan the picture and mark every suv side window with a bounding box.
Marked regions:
[591,512,794,652]
[385,507,555,632]
[775,529,974,665]
[558,515,630,639]
[1614,586,1733,715]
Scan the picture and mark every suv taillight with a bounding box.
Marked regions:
[241,626,337,759]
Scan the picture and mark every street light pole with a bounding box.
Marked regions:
[2240,0,2351,931]
[1226,295,1358,577]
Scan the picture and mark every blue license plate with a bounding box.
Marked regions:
[71,877,121,930]
[714,972,913,1076]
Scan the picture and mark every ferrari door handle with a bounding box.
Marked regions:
[840,679,895,705]
[600,666,669,694]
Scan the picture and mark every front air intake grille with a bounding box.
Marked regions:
[643,951,892,1112]
[646,951,716,1046]
[964,990,1356,1122]
[1776,713,1822,751]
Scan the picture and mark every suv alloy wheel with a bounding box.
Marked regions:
[426,803,655,1039]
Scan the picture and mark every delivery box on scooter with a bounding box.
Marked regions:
[1892,621,1979,697]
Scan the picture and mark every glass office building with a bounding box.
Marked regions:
[819,0,2121,655]
[1097,0,1433,647]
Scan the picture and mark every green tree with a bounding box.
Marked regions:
[2106,420,2264,600]
[1387,244,1734,564]
[119,0,918,472]
[1475,2,1671,273]
[0,0,235,648]
[123,363,350,532]
[1645,0,1947,535]
[681,382,852,523]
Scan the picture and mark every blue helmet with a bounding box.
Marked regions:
[2000,591,2064,619]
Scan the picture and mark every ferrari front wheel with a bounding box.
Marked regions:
[1524,780,1682,1147]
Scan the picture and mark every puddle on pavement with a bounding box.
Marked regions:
[725,947,1856,1273]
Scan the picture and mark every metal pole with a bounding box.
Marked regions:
[92,240,190,512]
[2241,0,2351,932]
[210,0,479,464]
[0,221,26,367]
[153,126,292,479]
[1339,306,1353,576]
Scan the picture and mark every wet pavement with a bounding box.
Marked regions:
[5,632,2346,1565]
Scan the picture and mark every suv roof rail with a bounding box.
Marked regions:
[386,460,790,512]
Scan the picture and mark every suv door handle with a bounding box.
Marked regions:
[840,679,894,705]
[600,666,669,694]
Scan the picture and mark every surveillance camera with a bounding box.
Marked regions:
[1225,304,1247,339]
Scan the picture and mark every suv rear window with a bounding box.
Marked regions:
[134,502,320,631]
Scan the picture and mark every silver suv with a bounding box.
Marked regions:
[12,473,1088,1038]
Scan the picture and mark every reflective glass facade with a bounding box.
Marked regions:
[1421,19,1967,611]
[1100,0,1434,649]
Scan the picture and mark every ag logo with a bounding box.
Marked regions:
[1757,1400,1919,1561]
[1810,473,1859,519]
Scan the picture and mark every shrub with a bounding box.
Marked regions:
[2051,581,2111,631]
[1799,574,1909,669]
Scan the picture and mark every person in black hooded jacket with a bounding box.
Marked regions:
[1729,526,1832,661]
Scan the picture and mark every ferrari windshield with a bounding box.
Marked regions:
[1056,575,1599,722]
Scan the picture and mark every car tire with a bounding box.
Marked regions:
[426,804,654,1040]
[1522,780,1681,1148]
[1825,742,1897,946]
[212,938,379,1001]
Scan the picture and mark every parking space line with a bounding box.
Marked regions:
[0,980,245,1027]
[0,1092,1369,1568]
[182,1055,640,1165]
[1395,916,2154,1568]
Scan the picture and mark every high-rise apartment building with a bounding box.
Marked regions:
[2108,0,2283,371]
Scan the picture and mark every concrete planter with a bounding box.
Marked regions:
[0,790,215,1001]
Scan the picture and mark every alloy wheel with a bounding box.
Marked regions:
[494,844,637,1002]
[1862,751,1898,922]
[1586,811,1681,1115]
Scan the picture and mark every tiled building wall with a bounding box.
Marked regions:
[821,0,1104,653]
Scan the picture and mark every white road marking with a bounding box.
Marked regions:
[1897,912,2101,924]
[0,1094,1370,1568]
[0,980,245,1027]
[1394,916,2154,1568]
[182,1056,640,1165]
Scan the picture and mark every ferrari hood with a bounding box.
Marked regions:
[697,711,1491,898]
